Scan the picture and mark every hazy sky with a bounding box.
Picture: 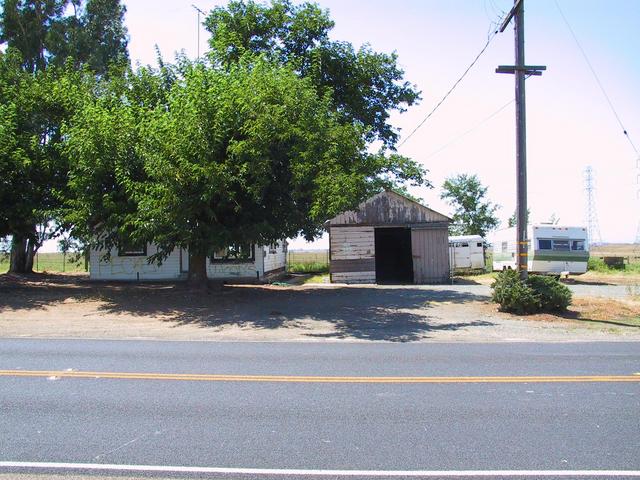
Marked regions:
[122,0,640,248]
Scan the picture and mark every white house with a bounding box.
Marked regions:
[89,241,287,281]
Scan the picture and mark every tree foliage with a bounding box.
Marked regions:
[64,57,426,284]
[204,0,420,148]
[62,1,426,286]
[0,0,129,74]
[0,50,94,271]
[441,173,499,237]
[0,0,128,273]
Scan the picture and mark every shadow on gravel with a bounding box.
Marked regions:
[0,273,495,342]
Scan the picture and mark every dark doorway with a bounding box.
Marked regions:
[375,227,413,284]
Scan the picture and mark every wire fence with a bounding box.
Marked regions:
[0,252,87,274]
[286,250,329,273]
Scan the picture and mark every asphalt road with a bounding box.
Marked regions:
[1,339,639,479]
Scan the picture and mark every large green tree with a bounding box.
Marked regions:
[204,0,419,148]
[0,0,129,74]
[65,59,426,285]
[63,1,427,287]
[0,0,128,273]
[0,51,92,272]
[441,173,500,237]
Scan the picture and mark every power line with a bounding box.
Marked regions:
[554,0,639,157]
[422,98,514,161]
[397,17,504,149]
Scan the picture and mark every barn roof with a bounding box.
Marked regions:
[327,190,451,226]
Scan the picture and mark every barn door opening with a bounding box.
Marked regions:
[375,227,413,284]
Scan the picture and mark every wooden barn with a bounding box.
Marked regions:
[327,191,451,284]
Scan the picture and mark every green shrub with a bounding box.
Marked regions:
[587,257,608,272]
[526,275,572,312]
[491,269,540,314]
[491,269,572,314]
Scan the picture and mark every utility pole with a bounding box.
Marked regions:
[496,0,545,280]
[192,5,206,58]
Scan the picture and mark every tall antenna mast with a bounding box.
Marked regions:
[584,166,602,246]
[192,5,206,58]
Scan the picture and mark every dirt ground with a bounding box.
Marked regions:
[1,273,639,343]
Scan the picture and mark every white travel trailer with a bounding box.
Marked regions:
[449,235,485,270]
[491,225,589,274]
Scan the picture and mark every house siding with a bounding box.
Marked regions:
[89,245,182,281]
[264,242,287,274]
[90,243,280,281]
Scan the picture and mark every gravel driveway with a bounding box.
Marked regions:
[1,276,639,342]
[384,283,640,300]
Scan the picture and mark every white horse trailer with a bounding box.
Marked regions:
[491,225,589,274]
[449,235,485,271]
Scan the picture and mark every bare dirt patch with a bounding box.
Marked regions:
[477,296,640,329]
[1,273,639,342]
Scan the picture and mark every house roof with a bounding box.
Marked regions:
[327,190,451,226]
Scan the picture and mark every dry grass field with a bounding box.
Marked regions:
[590,243,640,260]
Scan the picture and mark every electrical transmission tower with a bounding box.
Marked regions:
[635,156,640,245]
[584,166,602,246]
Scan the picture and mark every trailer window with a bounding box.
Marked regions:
[552,240,570,251]
[571,240,585,251]
[477,242,483,247]
[501,242,508,253]
[461,243,469,247]
[538,239,552,250]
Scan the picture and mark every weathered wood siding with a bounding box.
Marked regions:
[329,226,375,284]
[329,190,450,226]
[411,227,450,284]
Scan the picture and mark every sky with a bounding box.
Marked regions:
[49,0,640,251]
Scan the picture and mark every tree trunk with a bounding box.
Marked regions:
[8,234,39,274]
[9,235,28,273]
[187,252,209,290]
[25,239,36,272]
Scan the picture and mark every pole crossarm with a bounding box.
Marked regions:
[496,65,546,76]
[499,0,523,32]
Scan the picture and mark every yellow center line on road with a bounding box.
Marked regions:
[0,370,639,383]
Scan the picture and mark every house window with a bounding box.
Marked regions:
[118,242,147,257]
[501,241,508,253]
[538,239,552,250]
[211,243,255,263]
[269,242,278,254]
[571,240,585,251]
[552,240,570,251]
